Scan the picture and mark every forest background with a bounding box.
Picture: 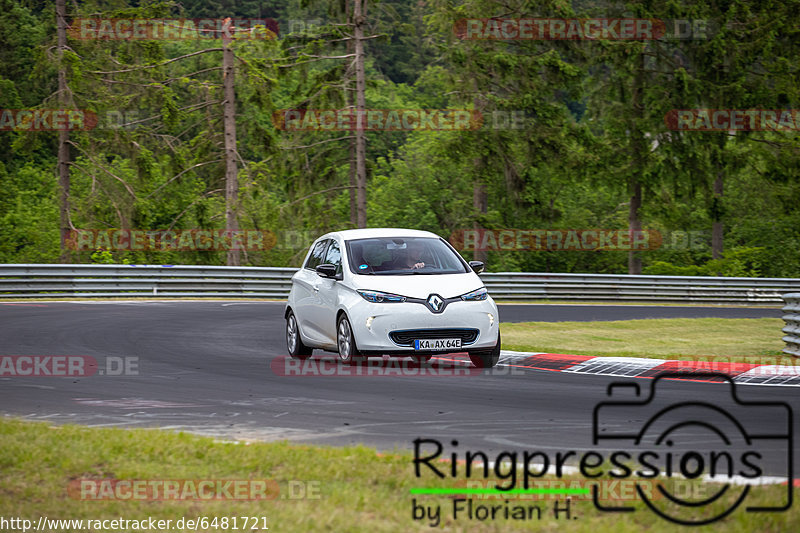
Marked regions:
[1,0,798,277]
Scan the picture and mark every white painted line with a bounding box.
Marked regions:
[498,350,549,365]
[735,365,800,378]
[565,357,664,376]
[499,350,549,358]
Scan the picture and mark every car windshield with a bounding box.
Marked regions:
[345,237,469,275]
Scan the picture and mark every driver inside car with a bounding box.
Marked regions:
[399,240,427,270]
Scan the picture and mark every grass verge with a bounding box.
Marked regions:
[1,418,796,532]
[500,317,793,365]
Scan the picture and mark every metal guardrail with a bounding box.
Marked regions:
[782,293,800,357]
[1,264,800,304]
[0,264,297,299]
[480,272,800,304]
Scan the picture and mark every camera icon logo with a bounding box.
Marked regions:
[592,373,793,525]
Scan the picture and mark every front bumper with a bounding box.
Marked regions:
[346,297,499,353]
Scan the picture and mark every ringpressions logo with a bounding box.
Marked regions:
[411,374,793,526]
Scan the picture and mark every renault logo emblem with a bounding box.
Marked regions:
[426,294,444,313]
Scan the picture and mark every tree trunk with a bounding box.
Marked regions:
[628,181,643,274]
[222,19,240,266]
[473,181,487,263]
[349,138,357,227]
[711,172,723,259]
[56,0,71,263]
[628,51,645,275]
[346,1,357,227]
[471,94,488,264]
[353,0,367,228]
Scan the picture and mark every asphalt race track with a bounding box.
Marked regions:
[0,301,795,478]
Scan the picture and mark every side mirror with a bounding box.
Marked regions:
[469,261,485,274]
[316,263,340,279]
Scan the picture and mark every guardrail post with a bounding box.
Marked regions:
[781,293,800,357]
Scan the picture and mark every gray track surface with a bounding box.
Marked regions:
[0,301,795,477]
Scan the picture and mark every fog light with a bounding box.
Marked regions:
[487,313,495,327]
[366,316,375,329]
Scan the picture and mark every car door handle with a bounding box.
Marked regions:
[312,285,320,292]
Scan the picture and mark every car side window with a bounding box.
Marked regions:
[323,240,342,276]
[304,239,329,270]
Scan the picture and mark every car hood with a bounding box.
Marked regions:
[349,272,485,300]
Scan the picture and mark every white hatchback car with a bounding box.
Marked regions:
[285,228,501,367]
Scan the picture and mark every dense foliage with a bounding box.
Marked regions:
[0,0,798,276]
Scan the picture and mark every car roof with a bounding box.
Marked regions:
[319,228,441,241]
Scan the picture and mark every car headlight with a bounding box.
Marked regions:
[357,290,407,303]
[460,287,488,301]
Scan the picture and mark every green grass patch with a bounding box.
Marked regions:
[1,418,797,532]
[500,318,792,364]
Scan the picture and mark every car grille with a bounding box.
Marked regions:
[389,328,479,347]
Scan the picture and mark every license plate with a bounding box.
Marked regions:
[414,338,461,350]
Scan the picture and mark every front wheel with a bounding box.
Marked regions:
[337,315,364,365]
[286,311,312,359]
[469,332,500,368]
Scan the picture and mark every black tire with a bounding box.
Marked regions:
[469,332,501,368]
[337,315,364,365]
[286,311,312,359]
